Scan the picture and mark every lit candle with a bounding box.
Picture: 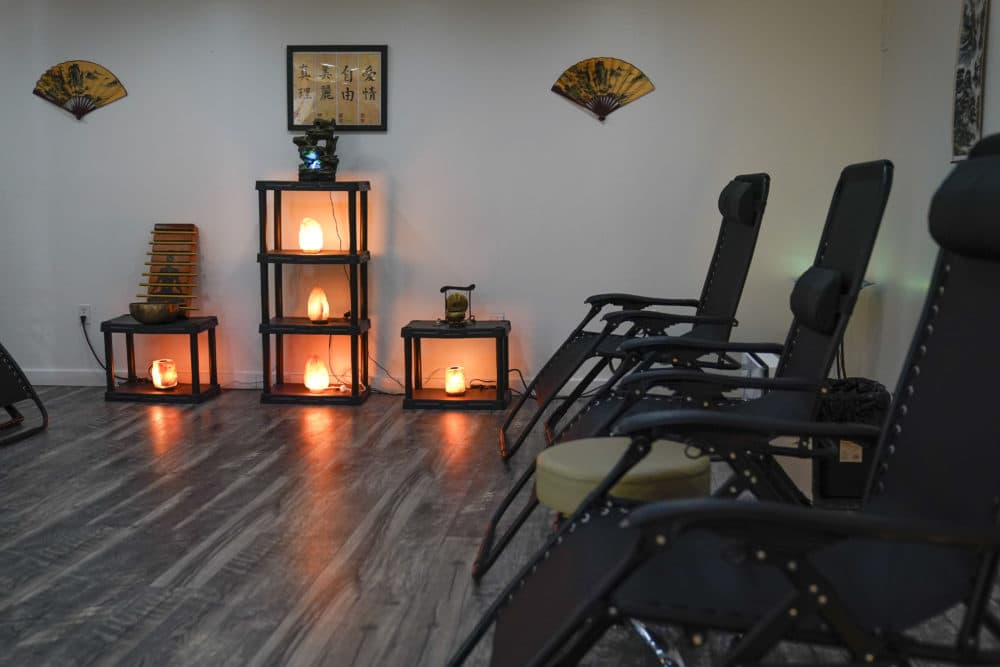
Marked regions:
[298,217,323,253]
[304,356,330,392]
[149,359,178,390]
[445,366,466,396]
[307,287,330,323]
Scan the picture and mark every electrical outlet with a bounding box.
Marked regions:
[78,304,91,324]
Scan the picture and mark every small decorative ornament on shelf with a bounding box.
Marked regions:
[292,118,339,182]
[149,359,178,390]
[440,284,475,327]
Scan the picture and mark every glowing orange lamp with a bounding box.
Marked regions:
[304,356,330,392]
[445,366,466,396]
[307,287,330,323]
[149,359,179,390]
[298,217,323,253]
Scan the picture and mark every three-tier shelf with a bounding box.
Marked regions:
[255,180,370,405]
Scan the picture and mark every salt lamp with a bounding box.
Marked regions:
[304,356,330,392]
[298,217,323,253]
[307,287,330,323]
[149,359,179,390]
[445,366,466,396]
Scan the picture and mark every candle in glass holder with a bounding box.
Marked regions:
[149,358,179,390]
[445,365,466,396]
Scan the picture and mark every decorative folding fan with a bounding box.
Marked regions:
[551,57,654,121]
[33,61,126,120]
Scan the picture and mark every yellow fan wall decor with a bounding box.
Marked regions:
[33,61,127,120]
[551,57,653,121]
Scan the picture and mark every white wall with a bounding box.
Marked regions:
[0,0,884,388]
[868,0,1000,387]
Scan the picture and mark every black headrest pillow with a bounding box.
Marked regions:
[718,179,755,224]
[790,266,844,334]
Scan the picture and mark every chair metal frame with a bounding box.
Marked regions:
[449,140,1000,667]
[473,175,770,581]
[472,161,892,582]
[497,173,771,461]
[0,340,48,447]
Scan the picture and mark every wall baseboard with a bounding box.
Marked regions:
[24,368,613,394]
[26,369,264,388]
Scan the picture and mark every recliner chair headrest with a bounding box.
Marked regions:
[968,134,1000,159]
[790,266,844,334]
[718,179,755,224]
[930,136,1000,259]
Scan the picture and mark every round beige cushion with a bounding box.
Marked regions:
[536,437,711,515]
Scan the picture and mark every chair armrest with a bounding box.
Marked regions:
[619,335,784,356]
[585,293,701,309]
[602,309,738,328]
[615,369,819,395]
[611,409,881,441]
[626,499,1000,550]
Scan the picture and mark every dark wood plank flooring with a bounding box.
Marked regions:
[0,387,988,666]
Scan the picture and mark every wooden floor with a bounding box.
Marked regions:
[0,387,988,666]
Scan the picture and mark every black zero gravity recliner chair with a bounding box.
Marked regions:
[473,160,892,581]
[450,136,1000,667]
[551,160,894,447]
[497,174,770,461]
[0,340,48,447]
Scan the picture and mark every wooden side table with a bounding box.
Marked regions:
[100,315,221,404]
[401,320,511,410]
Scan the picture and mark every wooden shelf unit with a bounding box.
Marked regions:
[255,180,371,405]
[100,315,221,404]
[400,319,511,410]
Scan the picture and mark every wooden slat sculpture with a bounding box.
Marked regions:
[136,224,199,317]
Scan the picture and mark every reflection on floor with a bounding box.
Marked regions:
[0,387,988,666]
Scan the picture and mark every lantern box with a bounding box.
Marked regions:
[100,315,221,404]
[400,319,511,410]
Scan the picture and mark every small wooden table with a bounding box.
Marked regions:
[100,315,221,404]
[401,320,511,410]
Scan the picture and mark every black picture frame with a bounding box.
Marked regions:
[287,44,387,132]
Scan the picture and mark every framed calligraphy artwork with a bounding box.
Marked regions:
[287,45,387,132]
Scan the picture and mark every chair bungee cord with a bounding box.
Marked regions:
[450,137,1000,667]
